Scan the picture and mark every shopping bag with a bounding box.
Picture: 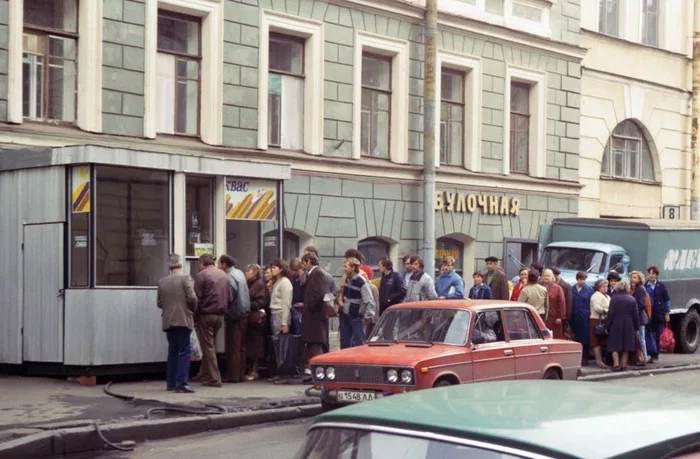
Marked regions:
[269,334,304,376]
[190,330,202,362]
[660,324,675,353]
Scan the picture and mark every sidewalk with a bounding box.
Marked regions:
[578,352,700,379]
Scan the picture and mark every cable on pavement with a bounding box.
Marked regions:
[103,381,135,401]
[94,422,135,452]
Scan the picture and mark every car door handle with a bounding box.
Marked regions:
[504,350,514,356]
[540,346,548,353]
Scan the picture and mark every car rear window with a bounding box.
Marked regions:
[368,309,471,345]
[294,427,529,459]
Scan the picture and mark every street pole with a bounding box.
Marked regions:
[423,0,437,275]
[691,0,700,220]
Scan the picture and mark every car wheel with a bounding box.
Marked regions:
[543,369,562,380]
[433,379,453,388]
[321,400,340,412]
[677,310,700,354]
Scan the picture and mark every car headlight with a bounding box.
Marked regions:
[387,369,398,383]
[401,369,413,384]
[326,367,336,380]
[314,366,325,380]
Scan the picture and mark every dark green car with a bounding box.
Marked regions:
[294,380,700,459]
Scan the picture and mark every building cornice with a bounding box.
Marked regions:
[0,124,582,196]
[580,28,692,61]
[582,67,692,97]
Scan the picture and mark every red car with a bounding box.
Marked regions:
[308,300,582,410]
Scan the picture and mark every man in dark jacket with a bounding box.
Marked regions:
[193,253,231,388]
[157,253,197,393]
[552,267,573,322]
[646,265,671,363]
[378,257,406,316]
[218,254,249,384]
[301,253,330,383]
[484,256,509,301]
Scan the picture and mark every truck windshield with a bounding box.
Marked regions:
[542,247,608,274]
[368,309,470,345]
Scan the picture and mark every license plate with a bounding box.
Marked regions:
[337,390,377,403]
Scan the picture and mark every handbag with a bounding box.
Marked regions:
[248,309,265,327]
[594,315,608,339]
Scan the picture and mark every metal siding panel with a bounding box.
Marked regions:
[64,289,168,365]
[22,224,64,362]
[21,167,66,224]
[0,172,22,363]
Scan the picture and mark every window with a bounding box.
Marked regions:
[601,120,655,182]
[509,82,530,174]
[370,309,471,345]
[435,237,464,277]
[485,0,504,15]
[283,231,300,261]
[268,35,304,150]
[185,176,214,274]
[69,166,91,287]
[358,238,390,277]
[472,311,506,344]
[155,12,201,136]
[95,166,171,286]
[642,0,659,46]
[609,253,624,273]
[503,309,542,341]
[353,32,409,162]
[361,54,391,158]
[598,0,619,36]
[440,70,464,166]
[22,0,77,122]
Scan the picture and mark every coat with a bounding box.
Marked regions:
[469,283,492,300]
[269,276,293,327]
[571,284,594,345]
[590,291,610,320]
[631,284,649,326]
[485,268,510,301]
[605,294,640,353]
[511,282,526,302]
[302,266,330,345]
[557,278,573,321]
[157,272,197,331]
[405,272,438,303]
[247,276,268,312]
[646,280,671,323]
[435,270,465,299]
[545,282,567,339]
[378,270,406,315]
[194,266,231,316]
[518,284,549,317]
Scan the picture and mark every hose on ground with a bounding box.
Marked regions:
[95,422,135,452]
[104,381,135,401]
[145,404,227,419]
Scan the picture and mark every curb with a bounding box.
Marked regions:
[0,404,322,458]
[578,364,700,382]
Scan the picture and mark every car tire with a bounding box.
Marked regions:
[543,368,562,380]
[677,310,700,354]
[321,400,340,412]
[433,379,453,388]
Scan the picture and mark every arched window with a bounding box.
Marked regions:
[283,231,299,261]
[358,238,390,276]
[601,120,655,182]
[436,237,464,276]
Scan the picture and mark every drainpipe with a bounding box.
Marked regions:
[423,0,438,275]
[691,0,700,220]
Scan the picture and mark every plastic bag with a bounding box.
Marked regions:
[269,334,304,376]
[660,324,675,354]
[190,330,202,362]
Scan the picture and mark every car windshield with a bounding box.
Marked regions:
[294,427,527,459]
[368,309,470,345]
[542,247,607,274]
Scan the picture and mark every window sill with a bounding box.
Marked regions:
[23,118,77,128]
[599,175,661,186]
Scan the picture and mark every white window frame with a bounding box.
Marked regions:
[144,0,223,144]
[435,51,481,171]
[639,0,662,48]
[437,0,552,39]
[353,31,409,163]
[7,0,102,131]
[503,66,546,177]
[257,10,324,155]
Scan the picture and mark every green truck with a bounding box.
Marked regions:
[536,218,700,354]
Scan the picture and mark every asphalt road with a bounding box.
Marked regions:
[77,370,700,459]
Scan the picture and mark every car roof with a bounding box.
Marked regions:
[312,381,700,459]
[390,300,533,312]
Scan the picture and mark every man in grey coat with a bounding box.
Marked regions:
[157,253,197,393]
[218,254,250,383]
[405,256,438,303]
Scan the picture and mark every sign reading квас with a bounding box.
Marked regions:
[435,191,521,216]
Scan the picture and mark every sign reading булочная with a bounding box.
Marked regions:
[435,191,521,216]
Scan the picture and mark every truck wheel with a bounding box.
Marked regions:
[677,310,700,354]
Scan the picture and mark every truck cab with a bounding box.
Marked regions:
[541,241,630,287]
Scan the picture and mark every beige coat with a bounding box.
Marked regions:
[590,291,610,320]
[157,272,198,330]
[269,276,293,326]
[518,284,549,318]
